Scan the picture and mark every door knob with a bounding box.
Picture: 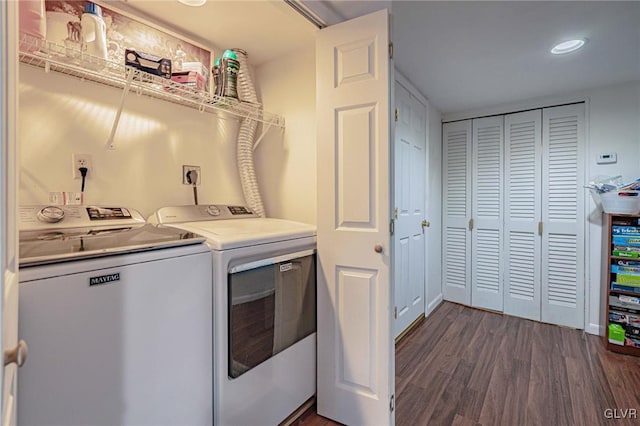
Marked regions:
[421,220,430,228]
[4,340,28,368]
[374,244,383,253]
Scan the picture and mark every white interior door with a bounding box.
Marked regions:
[393,77,426,338]
[471,116,504,311]
[503,110,542,321]
[1,2,20,425]
[316,9,394,426]
[541,104,585,328]
[442,120,472,305]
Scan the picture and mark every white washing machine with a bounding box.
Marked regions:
[18,205,213,426]
[149,205,317,426]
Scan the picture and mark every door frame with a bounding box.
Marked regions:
[1,1,20,424]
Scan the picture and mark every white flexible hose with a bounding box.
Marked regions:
[234,49,265,217]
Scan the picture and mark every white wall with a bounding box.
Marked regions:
[19,49,318,222]
[254,47,317,225]
[585,81,640,335]
[19,65,245,218]
[443,80,640,334]
[426,102,443,314]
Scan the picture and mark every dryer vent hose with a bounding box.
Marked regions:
[234,49,265,217]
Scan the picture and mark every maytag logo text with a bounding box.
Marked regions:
[89,273,120,286]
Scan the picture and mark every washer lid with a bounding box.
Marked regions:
[166,218,317,250]
[19,224,206,267]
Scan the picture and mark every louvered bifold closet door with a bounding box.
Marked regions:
[541,104,585,328]
[471,116,504,311]
[443,120,472,305]
[503,110,542,321]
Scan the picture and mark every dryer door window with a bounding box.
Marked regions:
[228,251,316,378]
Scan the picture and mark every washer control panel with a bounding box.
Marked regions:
[206,205,221,217]
[150,205,256,224]
[86,207,133,220]
[20,205,145,231]
[36,206,65,223]
[227,206,252,215]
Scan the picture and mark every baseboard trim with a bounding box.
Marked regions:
[427,293,443,316]
[395,314,425,344]
[586,323,604,336]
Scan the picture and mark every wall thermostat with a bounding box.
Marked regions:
[597,152,617,164]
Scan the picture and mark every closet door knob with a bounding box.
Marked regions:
[374,244,383,253]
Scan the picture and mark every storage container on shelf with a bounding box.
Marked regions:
[601,190,640,214]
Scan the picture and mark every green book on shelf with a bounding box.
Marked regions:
[609,323,625,345]
[618,274,640,286]
[613,250,640,258]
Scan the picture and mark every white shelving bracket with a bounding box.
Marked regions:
[106,70,135,150]
[253,118,276,152]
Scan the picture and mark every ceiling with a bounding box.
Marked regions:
[115,1,640,115]
[321,1,640,114]
[390,1,640,114]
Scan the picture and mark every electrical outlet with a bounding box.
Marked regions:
[182,165,201,185]
[72,154,93,179]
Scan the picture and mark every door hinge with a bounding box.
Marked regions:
[390,394,395,412]
[390,219,395,236]
[538,221,543,236]
[394,108,398,122]
[389,42,394,59]
[394,207,398,220]
[468,218,474,231]
[394,306,397,319]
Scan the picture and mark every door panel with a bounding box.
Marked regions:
[442,120,472,305]
[393,80,426,338]
[337,105,377,227]
[503,110,542,321]
[541,104,585,328]
[471,116,504,311]
[316,9,393,426]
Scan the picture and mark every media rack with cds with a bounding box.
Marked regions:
[604,213,640,355]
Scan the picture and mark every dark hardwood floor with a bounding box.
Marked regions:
[296,302,640,425]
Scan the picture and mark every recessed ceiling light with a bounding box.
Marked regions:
[178,0,206,6]
[551,39,587,55]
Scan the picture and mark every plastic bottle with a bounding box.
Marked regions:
[81,2,108,64]
[19,0,46,51]
[221,50,240,99]
[212,58,221,96]
[173,43,186,72]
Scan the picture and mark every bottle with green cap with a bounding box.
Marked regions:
[220,49,240,99]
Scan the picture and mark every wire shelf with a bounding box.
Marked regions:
[18,33,285,128]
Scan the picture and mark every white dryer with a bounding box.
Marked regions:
[149,205,317,426]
